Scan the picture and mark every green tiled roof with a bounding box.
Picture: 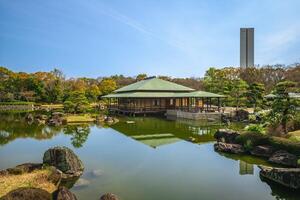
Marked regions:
[103,91,225,98]
[103,92,177,98]
[174,91,225,98]
[114,77,194,92]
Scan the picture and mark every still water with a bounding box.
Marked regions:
[0,113,298,200]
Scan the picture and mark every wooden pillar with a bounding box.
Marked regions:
[206,97,209,112]
[217,97,220,112]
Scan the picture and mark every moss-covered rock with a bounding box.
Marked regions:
[43,146,84,179]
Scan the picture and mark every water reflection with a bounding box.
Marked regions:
[0,113,61,145]
[0,113,299,200]
[260,176,300,200]
[239,160,254,175]
[63,125,90,148]
[110,117,224,148]
[0,113,91,148]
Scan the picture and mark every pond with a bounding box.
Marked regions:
[0,113,299,200]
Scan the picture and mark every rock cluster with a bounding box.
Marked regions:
[1,146,119,199]
[213,129,300,189]
[259,166,300,189]
[214,129,240,143]
[47,112,66,127]
[250,145,274,158]
[234,109,249,121]
[214,142,245,154]
[268,150,298,167]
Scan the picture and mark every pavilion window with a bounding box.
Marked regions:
[153,99,160,106]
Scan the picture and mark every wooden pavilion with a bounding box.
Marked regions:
[102,77,225,115]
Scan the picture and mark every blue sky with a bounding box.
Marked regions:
[0,0,300,78]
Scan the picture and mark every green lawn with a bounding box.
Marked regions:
[288,130,300,142]
[65,114,95,123]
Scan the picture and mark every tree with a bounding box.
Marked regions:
[246,83,265,112]
[98,78,117,95]
[86,84,101,102]
[224,79,248,110]
[268,81,298,134]
[136,74,147,81]
[63,91,89,113]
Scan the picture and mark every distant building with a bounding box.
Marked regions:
[240,28,254,67]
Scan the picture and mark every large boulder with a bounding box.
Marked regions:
[1,187,51,200]
[250,145,275,158]
[234,109,249,121]
[259,165,300,189]
[43,146,84,179]
[214,129,240,143]
[100,193,119,200]
[53,186,77,200]
[214,142,245,154]
[268,150,298,167]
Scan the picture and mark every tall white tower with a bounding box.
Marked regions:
[240,28,254,67]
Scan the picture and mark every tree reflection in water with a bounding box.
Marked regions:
[63,124,90,148]
[0,113,91,148]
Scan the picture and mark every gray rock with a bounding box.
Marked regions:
[43,146,84,178]
[250,145,275,158]
[53,186,77,200]
[259,165,300,189]
[100,193,119,200]
[105,117,114,123]
[214,142,245,154]
[214,129,240,143]
[1,187,51,200]
[234,109,249,121]
[268,150,298,167]
[73,178,90,189]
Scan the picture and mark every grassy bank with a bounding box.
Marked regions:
[65,114,96,123]
[0,168,56,197]
[235,131,300,155]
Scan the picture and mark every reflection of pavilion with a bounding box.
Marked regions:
[110,117,219,148]
[131,133,180,148]
[239,160,254,175]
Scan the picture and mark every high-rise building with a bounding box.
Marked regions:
[240,28,254,67]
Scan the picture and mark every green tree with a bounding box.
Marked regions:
[268,81,298,134]
[86,84,101,102]
[63,91,89,113]
[98,78,117,95]
[224,79,248,110]
[246,83,265,111]
[136,74,147,81]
